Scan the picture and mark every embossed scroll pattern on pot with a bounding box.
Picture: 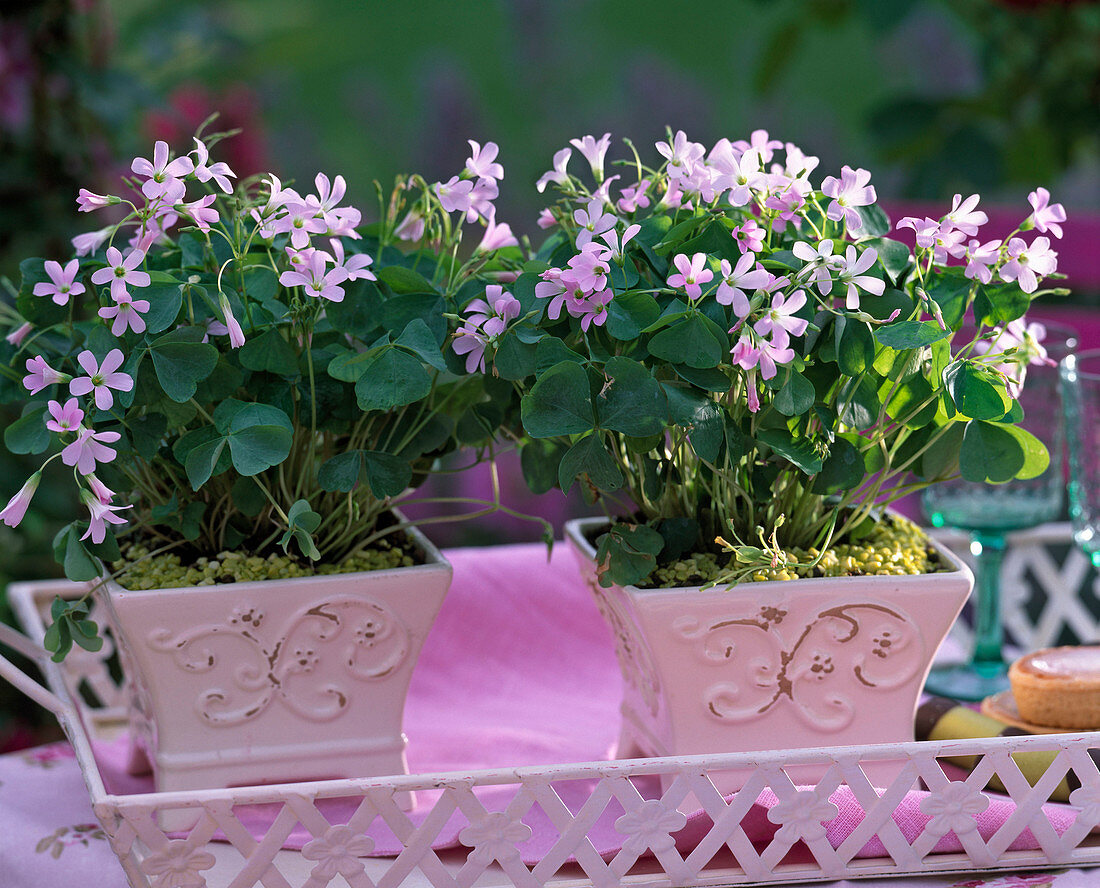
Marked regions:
[145,595,410,725]
[674,601,923,730]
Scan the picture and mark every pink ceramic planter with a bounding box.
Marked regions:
[97,523,451,808]
[565,517,973,791]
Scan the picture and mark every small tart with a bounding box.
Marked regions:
[1008,645,1100,730]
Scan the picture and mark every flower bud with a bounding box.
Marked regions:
[0,472,42,528]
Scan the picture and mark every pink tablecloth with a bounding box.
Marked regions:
[1,543,1098,887]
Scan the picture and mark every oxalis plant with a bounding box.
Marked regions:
[475,129,1067,588]
[0,124,538,659]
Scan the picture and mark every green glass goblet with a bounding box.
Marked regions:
[1061,349,1100,569]
[923,325,1076,702]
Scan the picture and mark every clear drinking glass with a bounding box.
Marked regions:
[922,324,1077,701]
[1061,349,1100,569]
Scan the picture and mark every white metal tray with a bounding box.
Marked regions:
[2,529,1100,888]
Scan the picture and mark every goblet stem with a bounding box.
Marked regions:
[969,531,1007,679]
[923,529,1011,701]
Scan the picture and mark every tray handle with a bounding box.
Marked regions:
[0,620,69,719]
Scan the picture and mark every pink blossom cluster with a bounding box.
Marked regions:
[3,347,134,542]
[452,285,521,372]
[246,171,376,308]
[659,249,811,410]
[534,217,640,332]
[897,189,1064,294]
[534,128,877,239]
[74,138,235,260]
[402,141,517,254]
[65,138,244,343]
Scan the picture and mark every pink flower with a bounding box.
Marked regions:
[466,140,504,182]
[730,334,759,370]
[575,290,613,332]
[130,140,193,202]
[394,209,425,241]
[69,349,133,410]
[464,285,521,328]
[1026,187,1066,239]
[62,427,120,475]
[573,198,616,248]
[754,290,809,348]
[566,242,611,293]
[764,182,807,228]
[78,488,128,545]
[33,259,85,306]
[200,317,230,343]
[569,133,612,181]
[716,253,770,315]
[667,253,714,300]
[536,208,557,229]
[285,245,316,271]
[76,189,113,212]
[90,247,150,299]
[599,223,641,261]
[475,213,519,253]
[46,398,84,433]
[85,473,115,505]
[999,236,1058,294]
[181,194,219,232]
[23,356,69,394]
[130,208,179,254]
[270,203,327,249]
[779,142,819,180]
[656,131,705,177]
[0,473,40,528]
[835,245,885,310]
[279,252,349,303]
[756,335,795,380]
[306,174,361,235]
[964,238,1001,284]
[258,174,301,217]
[535,268,570,320]
[220,296,246,349]
[536,148,573,193]
[994,319,1054,367]
[821,165,876,231]
[589,174,621,209]
[793,238,839,296]
[897,216,966,265]
[451,324,490,372]
[325,238,376,281]
[99,293,150,336]
[730,336,762,412]
[72,227,111,257]
[944,193,987,237]
[733,129,784,164]
[6,322,32,346]
[708,143,766,207]
[434,176,475,215]
[731,220,766,254]
[191,138,236,193]
[465,177,499,223]
[617,179,651,213]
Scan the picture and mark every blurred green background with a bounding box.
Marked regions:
[1,0,1097,744]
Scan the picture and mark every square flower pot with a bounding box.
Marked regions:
[98,523,450,813]
[565,517,973,792]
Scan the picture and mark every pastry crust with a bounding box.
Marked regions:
[1008,646,1100,730]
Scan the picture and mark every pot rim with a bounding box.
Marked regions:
[101,510,450,598]
[564,512,973,595]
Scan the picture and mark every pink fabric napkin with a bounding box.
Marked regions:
[87,543,1080,864]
